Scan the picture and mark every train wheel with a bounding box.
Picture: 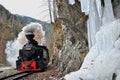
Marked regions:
[16,60,21,70]
[36,60,47,72]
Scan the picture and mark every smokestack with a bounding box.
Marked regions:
[25,32,34,42]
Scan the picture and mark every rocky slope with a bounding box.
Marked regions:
[52,0,88,75]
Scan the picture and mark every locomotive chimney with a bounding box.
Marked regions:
[25,32,34,42]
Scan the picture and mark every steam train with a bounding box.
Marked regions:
[16,33,49,71]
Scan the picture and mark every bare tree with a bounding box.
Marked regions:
[48,0,53,23]
[53,0,57,21]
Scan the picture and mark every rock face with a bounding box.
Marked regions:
[53,0,88,75]
[112,0,120,18]
[112,0,120,22]
[0,4,26,66]
[51,19,63,65]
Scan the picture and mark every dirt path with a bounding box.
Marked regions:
[0,65,63,80]
[23,65,63,80]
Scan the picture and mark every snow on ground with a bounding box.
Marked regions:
[0,66,13,71]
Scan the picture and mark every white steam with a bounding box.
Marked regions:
[5,22,46,67]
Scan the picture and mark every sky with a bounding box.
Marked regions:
[0,0,51,22]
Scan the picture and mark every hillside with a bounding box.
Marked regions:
[16,14,53,37]
[16,15,51,29]
[0,4,26,66]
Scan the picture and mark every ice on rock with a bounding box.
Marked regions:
[68,0,75,5]
[79,0,90,14]
[64,0,120,80]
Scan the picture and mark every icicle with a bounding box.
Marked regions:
[102,0,114,25]
[95,0,102,21]
[87,0,101,49]
[79,0,90,14]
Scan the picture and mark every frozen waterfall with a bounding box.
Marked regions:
[80,0,114,49]
[65,0,120,80]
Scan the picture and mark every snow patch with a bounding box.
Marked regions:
[68,0,75,5]
[0,66,13,71]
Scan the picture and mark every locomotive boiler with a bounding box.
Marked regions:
[16,33,49,71]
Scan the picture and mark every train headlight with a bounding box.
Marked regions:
[38,56,40,59]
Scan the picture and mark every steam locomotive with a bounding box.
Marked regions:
[16,33,49,71]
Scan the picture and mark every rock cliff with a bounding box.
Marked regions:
[52,0,88,75]
[112,0,120,18]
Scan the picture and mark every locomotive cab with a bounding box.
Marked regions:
[16,33,49,71]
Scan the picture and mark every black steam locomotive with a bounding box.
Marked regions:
[16,33,49,71]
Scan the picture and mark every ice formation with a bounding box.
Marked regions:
[64,0,120,80]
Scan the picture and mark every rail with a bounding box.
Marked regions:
[0,71,33,80]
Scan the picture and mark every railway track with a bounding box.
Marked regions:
[0,71,33,80]
[0,71,3,73]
